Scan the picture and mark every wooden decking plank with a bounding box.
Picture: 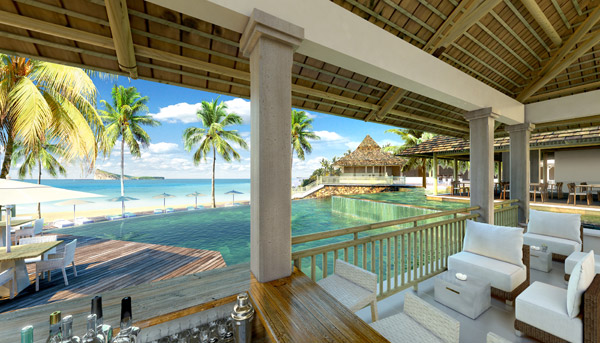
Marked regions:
[0,234,226,313]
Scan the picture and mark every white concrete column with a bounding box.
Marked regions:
[240,9,303,282]
[464,108,498,224]
[433,154,438,195]
[542,151,548,184]
[453,158,458,182]
[530,150,540,183]
[506,123,535,223]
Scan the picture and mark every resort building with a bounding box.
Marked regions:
[334,135,404,177]
[2,0,600,342]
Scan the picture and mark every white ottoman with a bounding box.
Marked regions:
[565,251,600,278]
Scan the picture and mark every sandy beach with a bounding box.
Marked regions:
[19,200,250,224]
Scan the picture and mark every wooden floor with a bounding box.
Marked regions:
[0,235,226,313]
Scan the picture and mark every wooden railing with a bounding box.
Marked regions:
[291,206,480,300]
[494,199,519,227]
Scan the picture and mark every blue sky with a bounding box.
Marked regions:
[9,76,405,179]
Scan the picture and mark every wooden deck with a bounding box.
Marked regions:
[0,235,226,313]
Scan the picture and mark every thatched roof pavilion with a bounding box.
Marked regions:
[334,135,404,176]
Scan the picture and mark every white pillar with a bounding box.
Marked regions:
[240,9,303,282]
[501,151,510,182]
[530,150,540,183]
[506,123,534,223]
[453,158,458,182]
[542,151,548,184]
[464,108,498,224]
[433,154,438,195]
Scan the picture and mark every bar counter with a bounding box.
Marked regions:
[0,264,388,342]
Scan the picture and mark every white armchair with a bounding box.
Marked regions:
[317,259,378,321]
[35,239,77,291]
[371,292,460,343]
[0,267,16,299]
[523,210,582,261]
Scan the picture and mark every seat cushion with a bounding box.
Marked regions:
[565,251,600,275]
[528,210,581,244]
[516,281,582,343]
[448,251,526,292]
[317,274,375,312]
[524,232,581,256]
[370,313,443,343]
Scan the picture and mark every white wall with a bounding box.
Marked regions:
[554,149,600,184]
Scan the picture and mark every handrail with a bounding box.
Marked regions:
[292,206,480,244]
[292,214,479,259]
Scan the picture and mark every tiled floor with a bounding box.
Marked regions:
[357,261,567,343]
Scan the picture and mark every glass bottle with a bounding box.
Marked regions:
[60,315,81,343]
[91,296,112,343]
[81,314,105,343]
[21,325,33,343]
[46,311,62,343]
[112,297,140,343]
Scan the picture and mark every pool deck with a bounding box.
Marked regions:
[0,235,226,313]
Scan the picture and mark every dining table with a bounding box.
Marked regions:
[572,184,600,205]
[0,240,62,297]
[0,219,35,247]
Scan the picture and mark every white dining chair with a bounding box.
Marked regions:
[19,235,58,264]
[0,267,16,299]
[35,239,77,291]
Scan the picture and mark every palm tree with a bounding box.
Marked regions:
[291,110,319,165]
[100,85,160,198]
[12,136,67,218]
[0,55,104,178]
[384,129,431,187]
[183,98,248,208]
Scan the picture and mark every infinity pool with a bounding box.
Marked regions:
[51,190,457,266]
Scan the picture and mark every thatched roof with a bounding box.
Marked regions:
[399,126,600,157]
[334,135,405,167]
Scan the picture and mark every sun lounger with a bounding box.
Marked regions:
[165,207,174,213]
[53,220,74,228]
[74,217,94,225]
[106,215,122,221]
[154,209,163,214]
[123,212,137,218]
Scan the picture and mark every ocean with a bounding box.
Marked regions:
[11,179,251,215]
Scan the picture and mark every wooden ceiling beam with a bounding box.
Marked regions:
[519,0,562,46]
[527,80,600,102]
[517,4,600,101]
[104,0,138,78]
[431,0,502,55]
[425,0,476,54]
[374,87,408,121]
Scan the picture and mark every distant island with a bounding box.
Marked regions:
[94,169,165,180]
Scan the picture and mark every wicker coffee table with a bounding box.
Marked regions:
[434,270,491,319]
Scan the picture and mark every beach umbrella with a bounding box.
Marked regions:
[0,178,101,252]
[186,192,205,209]
[153,193,175,211]
[56,199,95,224]
[108,196,138,218]
[225,190,243,205]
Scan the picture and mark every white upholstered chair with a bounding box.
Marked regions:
[0,267,16,299]
[515,251,599,343]
[523,210,582,261]
[370,292,460,343]
[35,239,77,291]
[15,218,44,243]
[317,259,378,321]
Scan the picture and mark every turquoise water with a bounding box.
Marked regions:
[347,188,466,211]
[12,179,251,215]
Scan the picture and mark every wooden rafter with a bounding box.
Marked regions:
[374,87,408,121]
[517,4,600,101]
[430,0,502,56]
[104,0,137,78]
[520,0,562,46]
[425,0,476,54]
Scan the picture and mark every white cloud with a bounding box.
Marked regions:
[305,111,317,119]
[224,98,251,124]
[148,142,179,154]
[149,102,202,123]
[313,130,344,141]
[345,141,361,150]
